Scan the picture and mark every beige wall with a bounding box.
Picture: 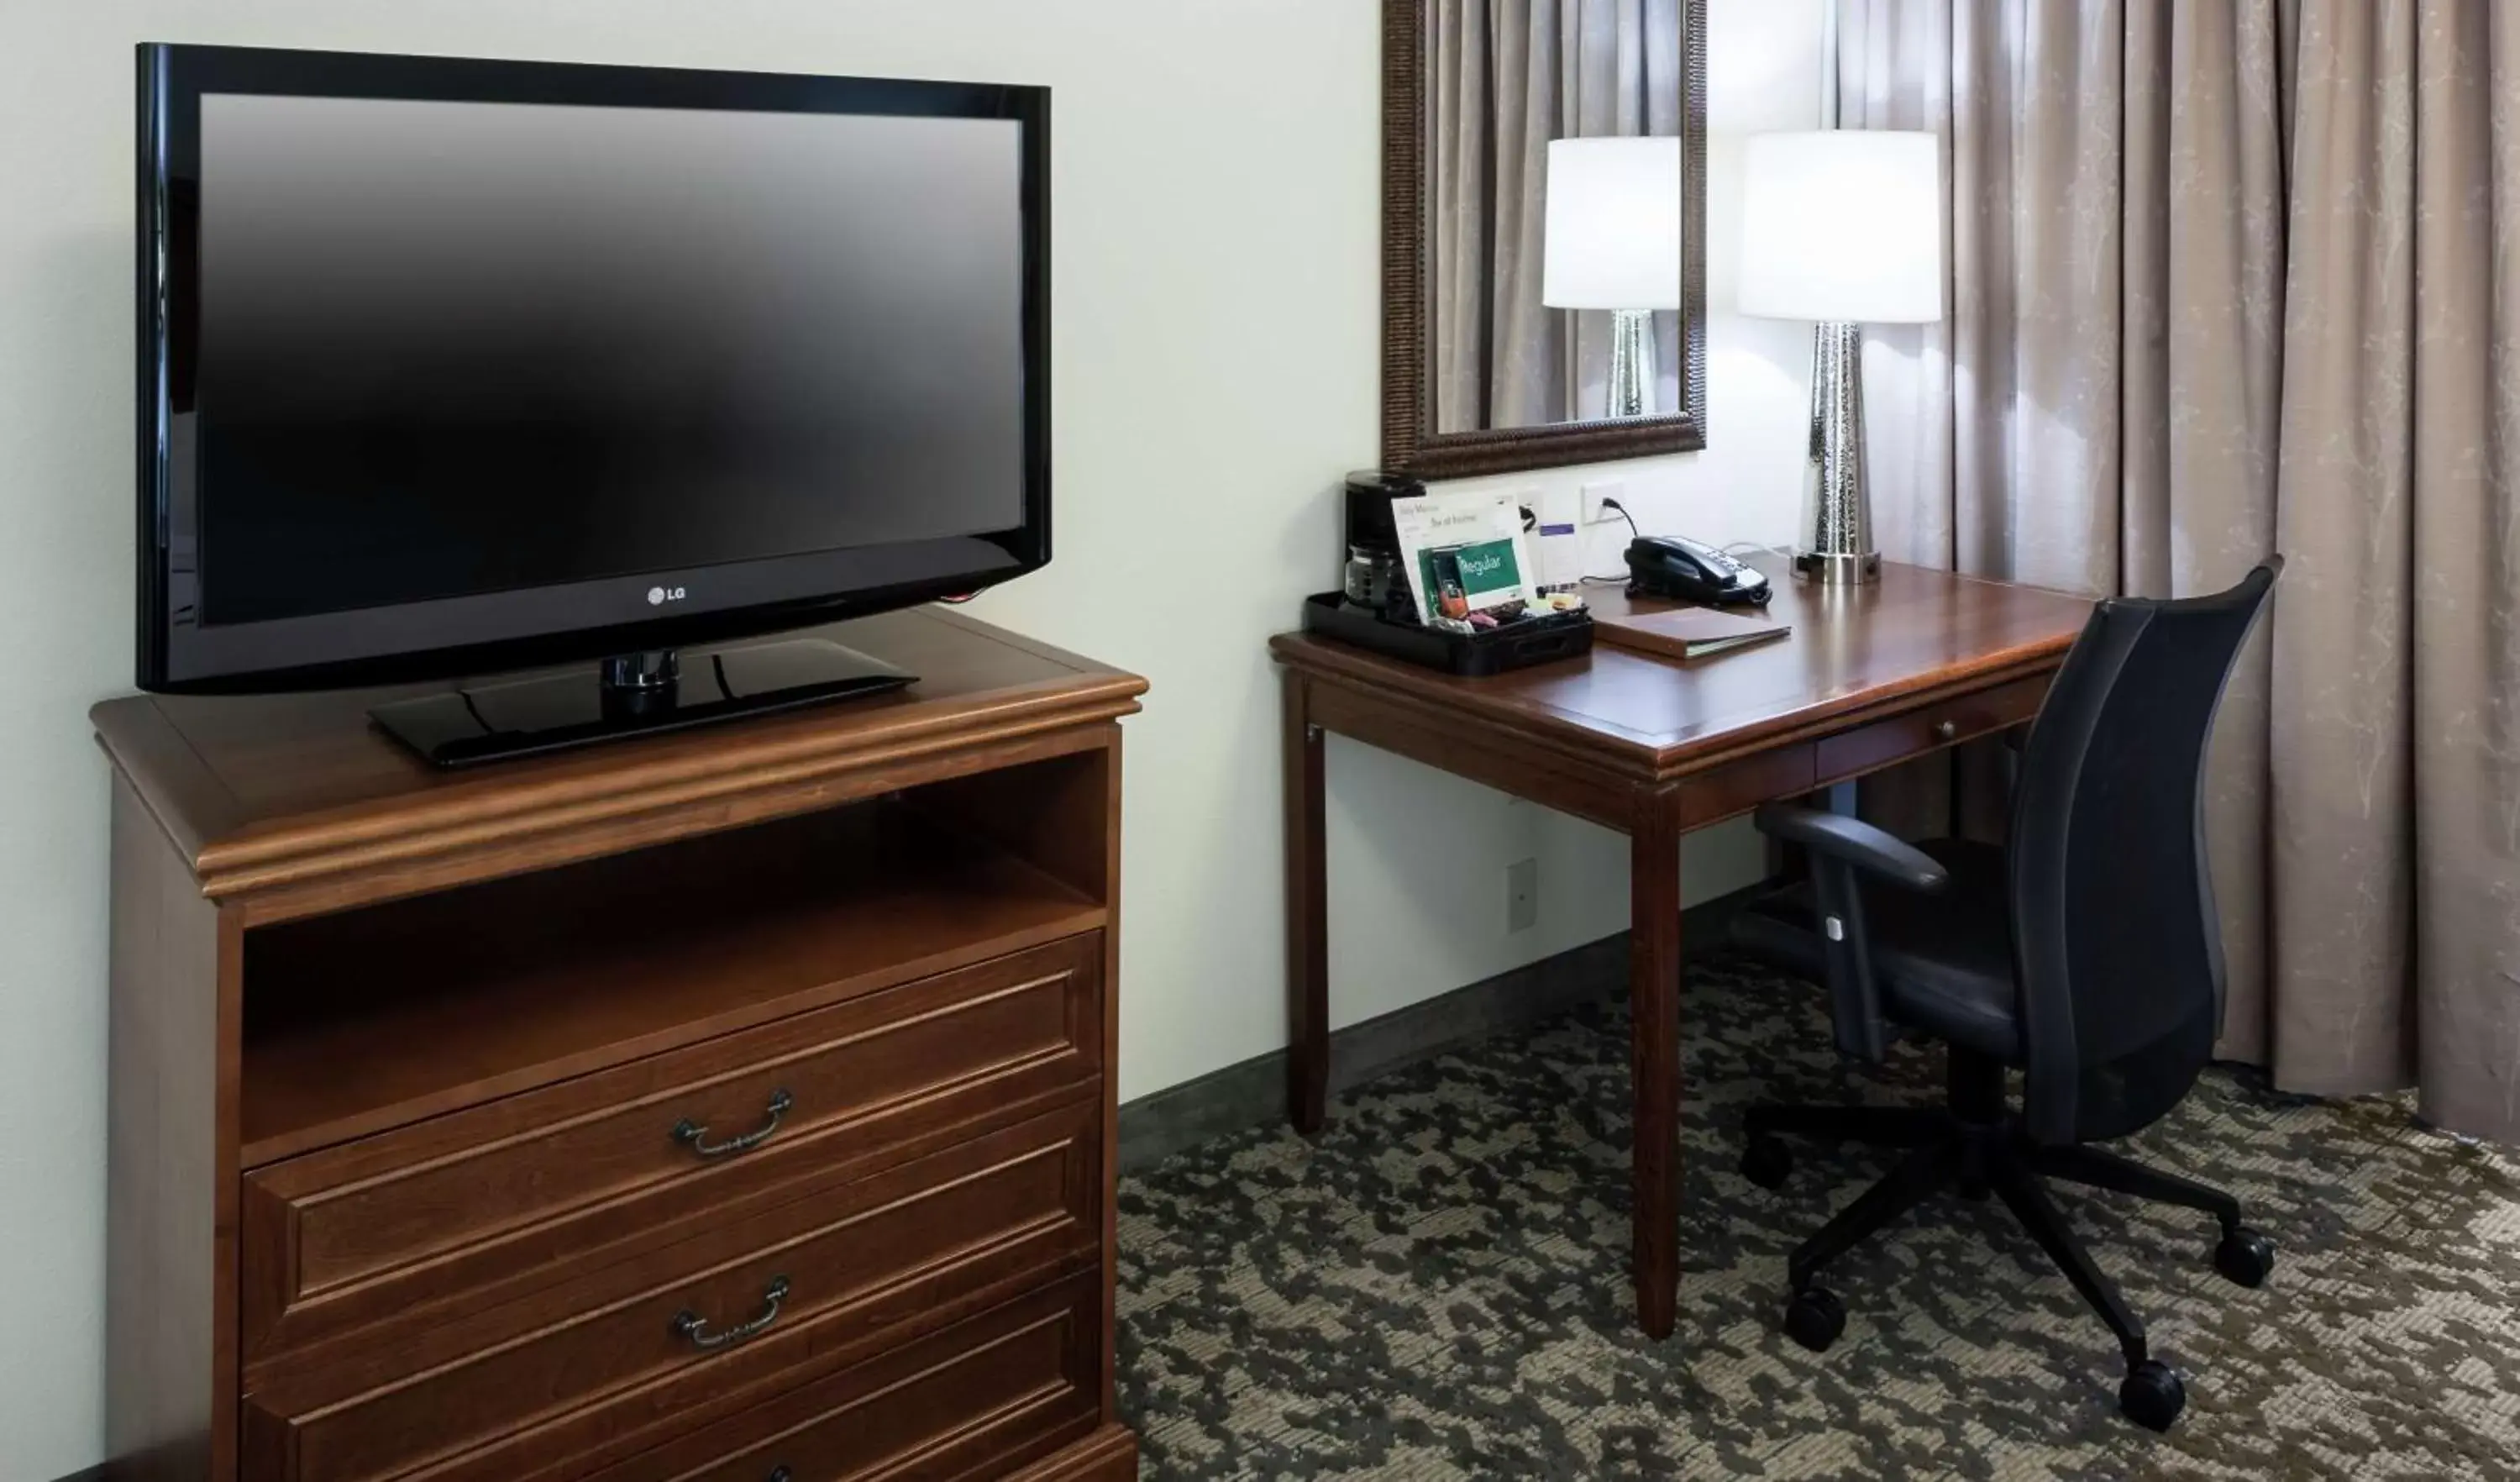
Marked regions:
[0,0,1820,1472]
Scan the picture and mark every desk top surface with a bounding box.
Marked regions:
[1270,553,2092,773]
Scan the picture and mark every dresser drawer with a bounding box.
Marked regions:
[244,934,1101,1364]
[585,1274,1102,1482]
[1813,675,2048,785]
[241,1100,1102,1482]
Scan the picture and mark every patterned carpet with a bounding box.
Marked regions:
[1115,957,2520,1479]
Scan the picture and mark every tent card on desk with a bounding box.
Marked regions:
[1593,603,1792,661]
[1389,490,1541,624]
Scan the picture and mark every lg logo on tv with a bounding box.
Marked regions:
[647,586,688,607]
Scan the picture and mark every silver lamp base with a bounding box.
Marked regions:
[1793,548,1881,583]
[1794,320,1880,585]
[1608,308,1657,418]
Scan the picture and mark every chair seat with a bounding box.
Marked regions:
[1737,838,2023,1061]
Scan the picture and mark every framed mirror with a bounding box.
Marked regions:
[1383,0,1707,478]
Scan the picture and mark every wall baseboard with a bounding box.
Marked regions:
[1116,886,1754,1174]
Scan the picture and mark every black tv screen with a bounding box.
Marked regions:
[139,45,1050,691]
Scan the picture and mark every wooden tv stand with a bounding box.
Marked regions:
[93,607,1146,1482]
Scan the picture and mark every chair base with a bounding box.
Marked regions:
[1740,1048,2272,1432]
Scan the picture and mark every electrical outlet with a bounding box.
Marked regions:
[1507,857,1540,933]
[1581,481,1628,527]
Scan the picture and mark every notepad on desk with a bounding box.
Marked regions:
[1592,604,1792,661]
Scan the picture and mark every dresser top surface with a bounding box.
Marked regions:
[95,607,1145,896]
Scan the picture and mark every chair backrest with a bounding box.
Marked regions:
[2008,560,2281,1145]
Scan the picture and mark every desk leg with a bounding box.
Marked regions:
[1283,670,1329,1135]
[1629,788,1684,1340]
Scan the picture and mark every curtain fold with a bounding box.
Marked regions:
[2397,0,2520,1138]
[1839,0,2520,1142]
[1429,0,1682,433]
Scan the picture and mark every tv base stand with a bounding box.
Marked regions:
[370,633,916,767]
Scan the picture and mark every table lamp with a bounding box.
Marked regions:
[1543,136,1683,418]
[1738,131,1943,584]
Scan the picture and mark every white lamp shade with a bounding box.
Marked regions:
[1737,131,1944,323]
[1541,136,1683,312]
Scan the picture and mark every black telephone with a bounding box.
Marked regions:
[1625,535,1772,607]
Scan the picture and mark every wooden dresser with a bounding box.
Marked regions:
[92,607,1145,1482]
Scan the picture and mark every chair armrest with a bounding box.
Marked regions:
[1752,804,1950,893]
[1746,802,1942,1065]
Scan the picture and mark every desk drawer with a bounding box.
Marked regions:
[241,1101,1100,1482]
[1814,675,2047,785]
[244,935,1101,1364]
[585,1274,1101,1482]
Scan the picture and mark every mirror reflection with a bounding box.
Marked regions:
[1427,0,1688,435]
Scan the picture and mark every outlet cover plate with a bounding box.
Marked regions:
[1507,857,1540,933]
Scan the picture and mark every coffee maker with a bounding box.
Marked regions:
[1342,469,1422,622]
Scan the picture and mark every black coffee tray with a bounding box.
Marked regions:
[1300,592,1593,677]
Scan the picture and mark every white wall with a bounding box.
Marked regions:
[0,1,1819,1473]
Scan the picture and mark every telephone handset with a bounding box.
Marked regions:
[1625,535,1772,607]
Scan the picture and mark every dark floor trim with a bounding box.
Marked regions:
[1116,886,1755,1173]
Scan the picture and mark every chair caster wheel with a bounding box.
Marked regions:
[2118,1359,2186,1431]
[1783,1285,1845,1353]
[2214,1227,2276,1288]
[1740,1134,1793,1190]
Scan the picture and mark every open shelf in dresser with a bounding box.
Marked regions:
[239,798,1104,1166]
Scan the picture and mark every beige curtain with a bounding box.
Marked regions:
[1839,0,2520,1143]
[1429,0,1683,433]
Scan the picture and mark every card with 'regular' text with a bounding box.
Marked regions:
[1389,490,1541,624]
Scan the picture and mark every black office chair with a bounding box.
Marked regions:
[1730,560,2283,1432]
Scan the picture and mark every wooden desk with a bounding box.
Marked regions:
[1268,554,2092,1340]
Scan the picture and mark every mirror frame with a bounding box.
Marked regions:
[1380,0,1708,478]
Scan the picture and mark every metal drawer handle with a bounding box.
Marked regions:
[767,1469,792,1482]
[673,1275,790,1351]
[673,1088,794,1159]
[1933,718,1959,741]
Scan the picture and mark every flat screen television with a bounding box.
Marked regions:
[136,44,1050,764]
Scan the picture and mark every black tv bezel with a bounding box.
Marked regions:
[135,43,1052,695]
